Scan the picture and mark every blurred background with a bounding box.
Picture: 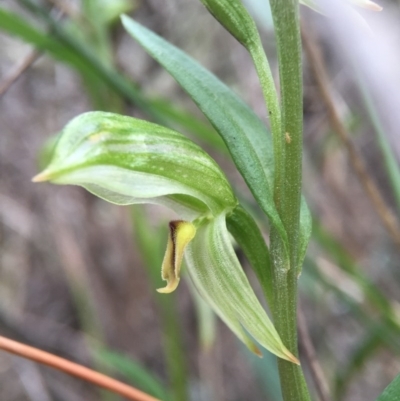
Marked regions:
[1,0,400,400]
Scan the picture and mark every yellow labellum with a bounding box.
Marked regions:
[157,221,196,294]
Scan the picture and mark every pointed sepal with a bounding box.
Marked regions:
[186,214,299,363]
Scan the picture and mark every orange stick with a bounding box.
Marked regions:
[0,335,161,401]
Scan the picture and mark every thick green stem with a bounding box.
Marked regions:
[271,231,310,401]
[269,1,311,400]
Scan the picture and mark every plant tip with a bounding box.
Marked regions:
[287,352,300,365]
[31,170,51,182]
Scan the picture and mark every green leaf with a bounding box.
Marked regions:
[33,112,237,218]
[150,98,226,153]
[198,0,283,181]
[226,205,273,311]
[186,214,298,363]
[199,0,260,47]
[376,373,400,401]
[121,15,287,245]
[95,349,170,400]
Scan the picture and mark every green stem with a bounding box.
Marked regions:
[270,231,310,401]
[269,1,311,400]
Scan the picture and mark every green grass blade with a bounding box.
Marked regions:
[0,8,96,77]
[2,3,233,150]
[95,349,170,401]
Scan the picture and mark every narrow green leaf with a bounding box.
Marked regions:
[226,205,273,311]
[11,0,171,119]
[298,197,312,273]
[121,15,287,246]
[95,349,169,400]
[376,374,400,400]
[199,0,259,48]
[0,8,94,75]
[150,98,226,153]
[0,5,236,151]
[186,214,298,363]
[34,112,237,218]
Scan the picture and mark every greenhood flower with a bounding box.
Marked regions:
[33,111,298,364]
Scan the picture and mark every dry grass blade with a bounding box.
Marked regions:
[301,24,400,248]
[0,336,161,401]
[298,308,331,401]
[0,50,41,98]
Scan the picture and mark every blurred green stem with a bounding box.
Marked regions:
[268,1,311,400]
[132,207,188,401]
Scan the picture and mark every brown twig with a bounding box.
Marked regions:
[301,24,400,248]
[298,308,331,401]
[0,2,73,99]
[0,50,41,98]
[0,336,161,401]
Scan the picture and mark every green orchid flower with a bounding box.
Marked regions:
[33,111,298,364]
